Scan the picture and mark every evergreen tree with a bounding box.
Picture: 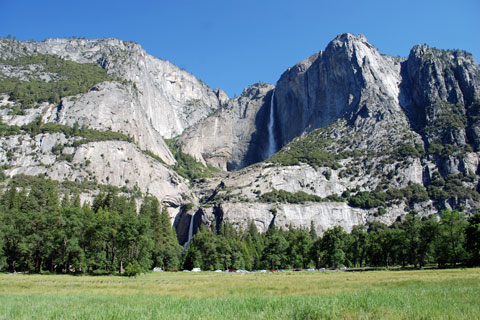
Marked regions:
[465,212,480,265]
[82,207,116,273]
[243,220,263,269]
[0,185,26,272]
[346,225,368,267]
[183,225,218,270]
[22,177,59,272]
[418,216,439,267]
[309,221,318,241]
[262,227,288,269]
[141,197,181,270]
[285,227,312,268]
[401,214,422,267]
[318,226,348,268]
[54,204,86,273]
[435,210,468,267]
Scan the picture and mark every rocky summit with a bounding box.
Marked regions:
[0,34,479,244]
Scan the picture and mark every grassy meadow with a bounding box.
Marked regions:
[0,268,479,319]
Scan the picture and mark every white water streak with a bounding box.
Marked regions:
[184,213,195,249]
[266,90,277,158]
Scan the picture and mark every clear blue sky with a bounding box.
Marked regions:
[1,0,479,97]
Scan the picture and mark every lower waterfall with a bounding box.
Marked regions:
[184,213,195,249]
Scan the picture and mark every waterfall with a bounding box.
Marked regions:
[184,213,195,249]
[266,89,277,158]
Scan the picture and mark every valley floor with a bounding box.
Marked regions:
[0,269,479,319]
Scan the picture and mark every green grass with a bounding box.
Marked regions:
[0,269,479,319]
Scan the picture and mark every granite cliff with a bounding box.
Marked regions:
[1,34,479,243]
[176,33,480,243]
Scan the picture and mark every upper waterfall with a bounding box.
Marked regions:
[266,89,277,159]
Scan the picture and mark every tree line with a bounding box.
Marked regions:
[0,176,479,274]
[0,177,181,274]
[184,210,480,270]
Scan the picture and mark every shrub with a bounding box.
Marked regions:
[124,262,143,277]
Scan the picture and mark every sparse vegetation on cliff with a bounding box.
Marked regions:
[0,54,113,108]
[165,138,219,182]
[268,131,341,169]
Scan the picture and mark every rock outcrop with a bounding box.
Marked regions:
[0,132,191,214]
[178,83,275,170]
[0,38,223,138]
[274,34,406,148]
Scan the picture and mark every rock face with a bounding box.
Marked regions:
[402,46,480,148]
[274,34,405,147]
[2,34,480,240]
[0,38,219,221]
[183,202,367,241]
[272,34,480,163]
[0,131,191,217]
[0,38,223,138]
[43,82,175,164]
[174,33,480,242]
[178,83,275,170]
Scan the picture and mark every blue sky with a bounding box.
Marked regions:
[1,0,479,97]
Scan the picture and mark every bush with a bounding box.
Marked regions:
[124,262,143,277]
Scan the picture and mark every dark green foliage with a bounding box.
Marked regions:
[124,261,143,277]
[391,143,425,160]
[259,189,323,204]
[0,116,134,151]
[268,132,341,169]
[140,197,182,271]
[165,138,218,182]
[427,173,480,202]
[427,142,473,158]
[0,175,478,273]
[345,225,368,268]
[311,226,348,268]
[285,227,313,268]
[348,184,428,209]
[141,149,166,165]
[262,227,288,269]
[401,214,422,267]
[348,190,388,209]
[0,117,20,136]
[465,212,480,265]
[424,102,467,133]
[0,176,179,274]
[183,223,247,271]
[259,184,431,208]
[257,189,345,205]
[7,174,140,203]
[435,210,468,267]
[0,54,112,108]
[183,225,220,270]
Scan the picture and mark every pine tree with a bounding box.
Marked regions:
[466,212,480,265]
[435,210,468,267]
[262,227,288,269]
[141,196,181,270]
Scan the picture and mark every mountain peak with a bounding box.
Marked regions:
[333,33,368,44]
